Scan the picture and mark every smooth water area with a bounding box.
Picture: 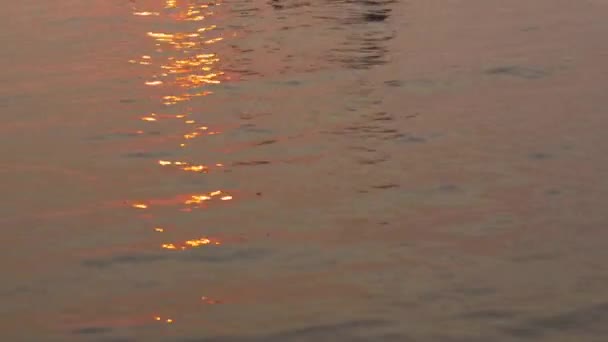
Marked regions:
[2,1,608,341]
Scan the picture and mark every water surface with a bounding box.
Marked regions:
[2,0,608,341]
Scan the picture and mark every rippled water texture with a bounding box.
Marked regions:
[2,0,608,341]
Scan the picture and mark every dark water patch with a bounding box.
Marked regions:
[239,126,275,135]
[336,124,403,139]
[397,134,427,143]
[366,111,393,121]
[529,152,553,160]
[503,302,608,338]
[0,285,31,298]
[455,287,497,297]
[503,326,540,338]
[178,247,270,263]
[387,79,445,93]
[485,66,549,79]
[256,139,278,146]
[348,145,377,153]
[510,252,560,263]
[269,0,312,11]
[437,184,461,193]
[522,26,541,32]
[364,11,390,22]
[384,80,403,87]
[134,280,161,289]
[322,0,396,69]
[545,189,561,196]
[87,131,155,141]
[357,156,389,165]
[82,246,270,268]
[124,151,174,159]
[82,253,168,269]
[232,160,272,166]
[428,335,495,342]
[73,326,112,335]
[458,310,519,320]
[239,112,272,121]
[372,184,399,189]
[99,338,136,342]
[179,319,396,342]
[119,98,136,104]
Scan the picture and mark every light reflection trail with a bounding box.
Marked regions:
[128,0,231,325]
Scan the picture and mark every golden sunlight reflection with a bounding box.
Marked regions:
[184,190,233,205]
[124,3,240,314]
[145,80,164,86]
[161,237,221,251]
[121,2,239,322]
[157,160,214,173]
[154,316,174,324]
[134,12,160,16]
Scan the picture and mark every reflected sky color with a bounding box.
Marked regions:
[126,1,231,322]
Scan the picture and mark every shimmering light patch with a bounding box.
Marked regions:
[182,190,235,205]
[154,227,165,232]
[142,113,187,120]
[145,80,163,86]
[184,132,200,139]
[134,11,160,16]
[163,95,189,105]
[205,37,224,44]
[185,195,212,204]
[158,160,210,173]
[176,73,222,86]
[162,92,213,105]
[182,165,207,172]
[185,120,196,124]
[129,57,152,65]
[154,316,174,324]
[198,25,217,32]
[186,238,211,246]
[165,0,178,8]
[147,32,174,39]
[161,237,221,251]
[132,203,148,209]
[186,15,205,21]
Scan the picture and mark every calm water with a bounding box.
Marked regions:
[2,0,608,341]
